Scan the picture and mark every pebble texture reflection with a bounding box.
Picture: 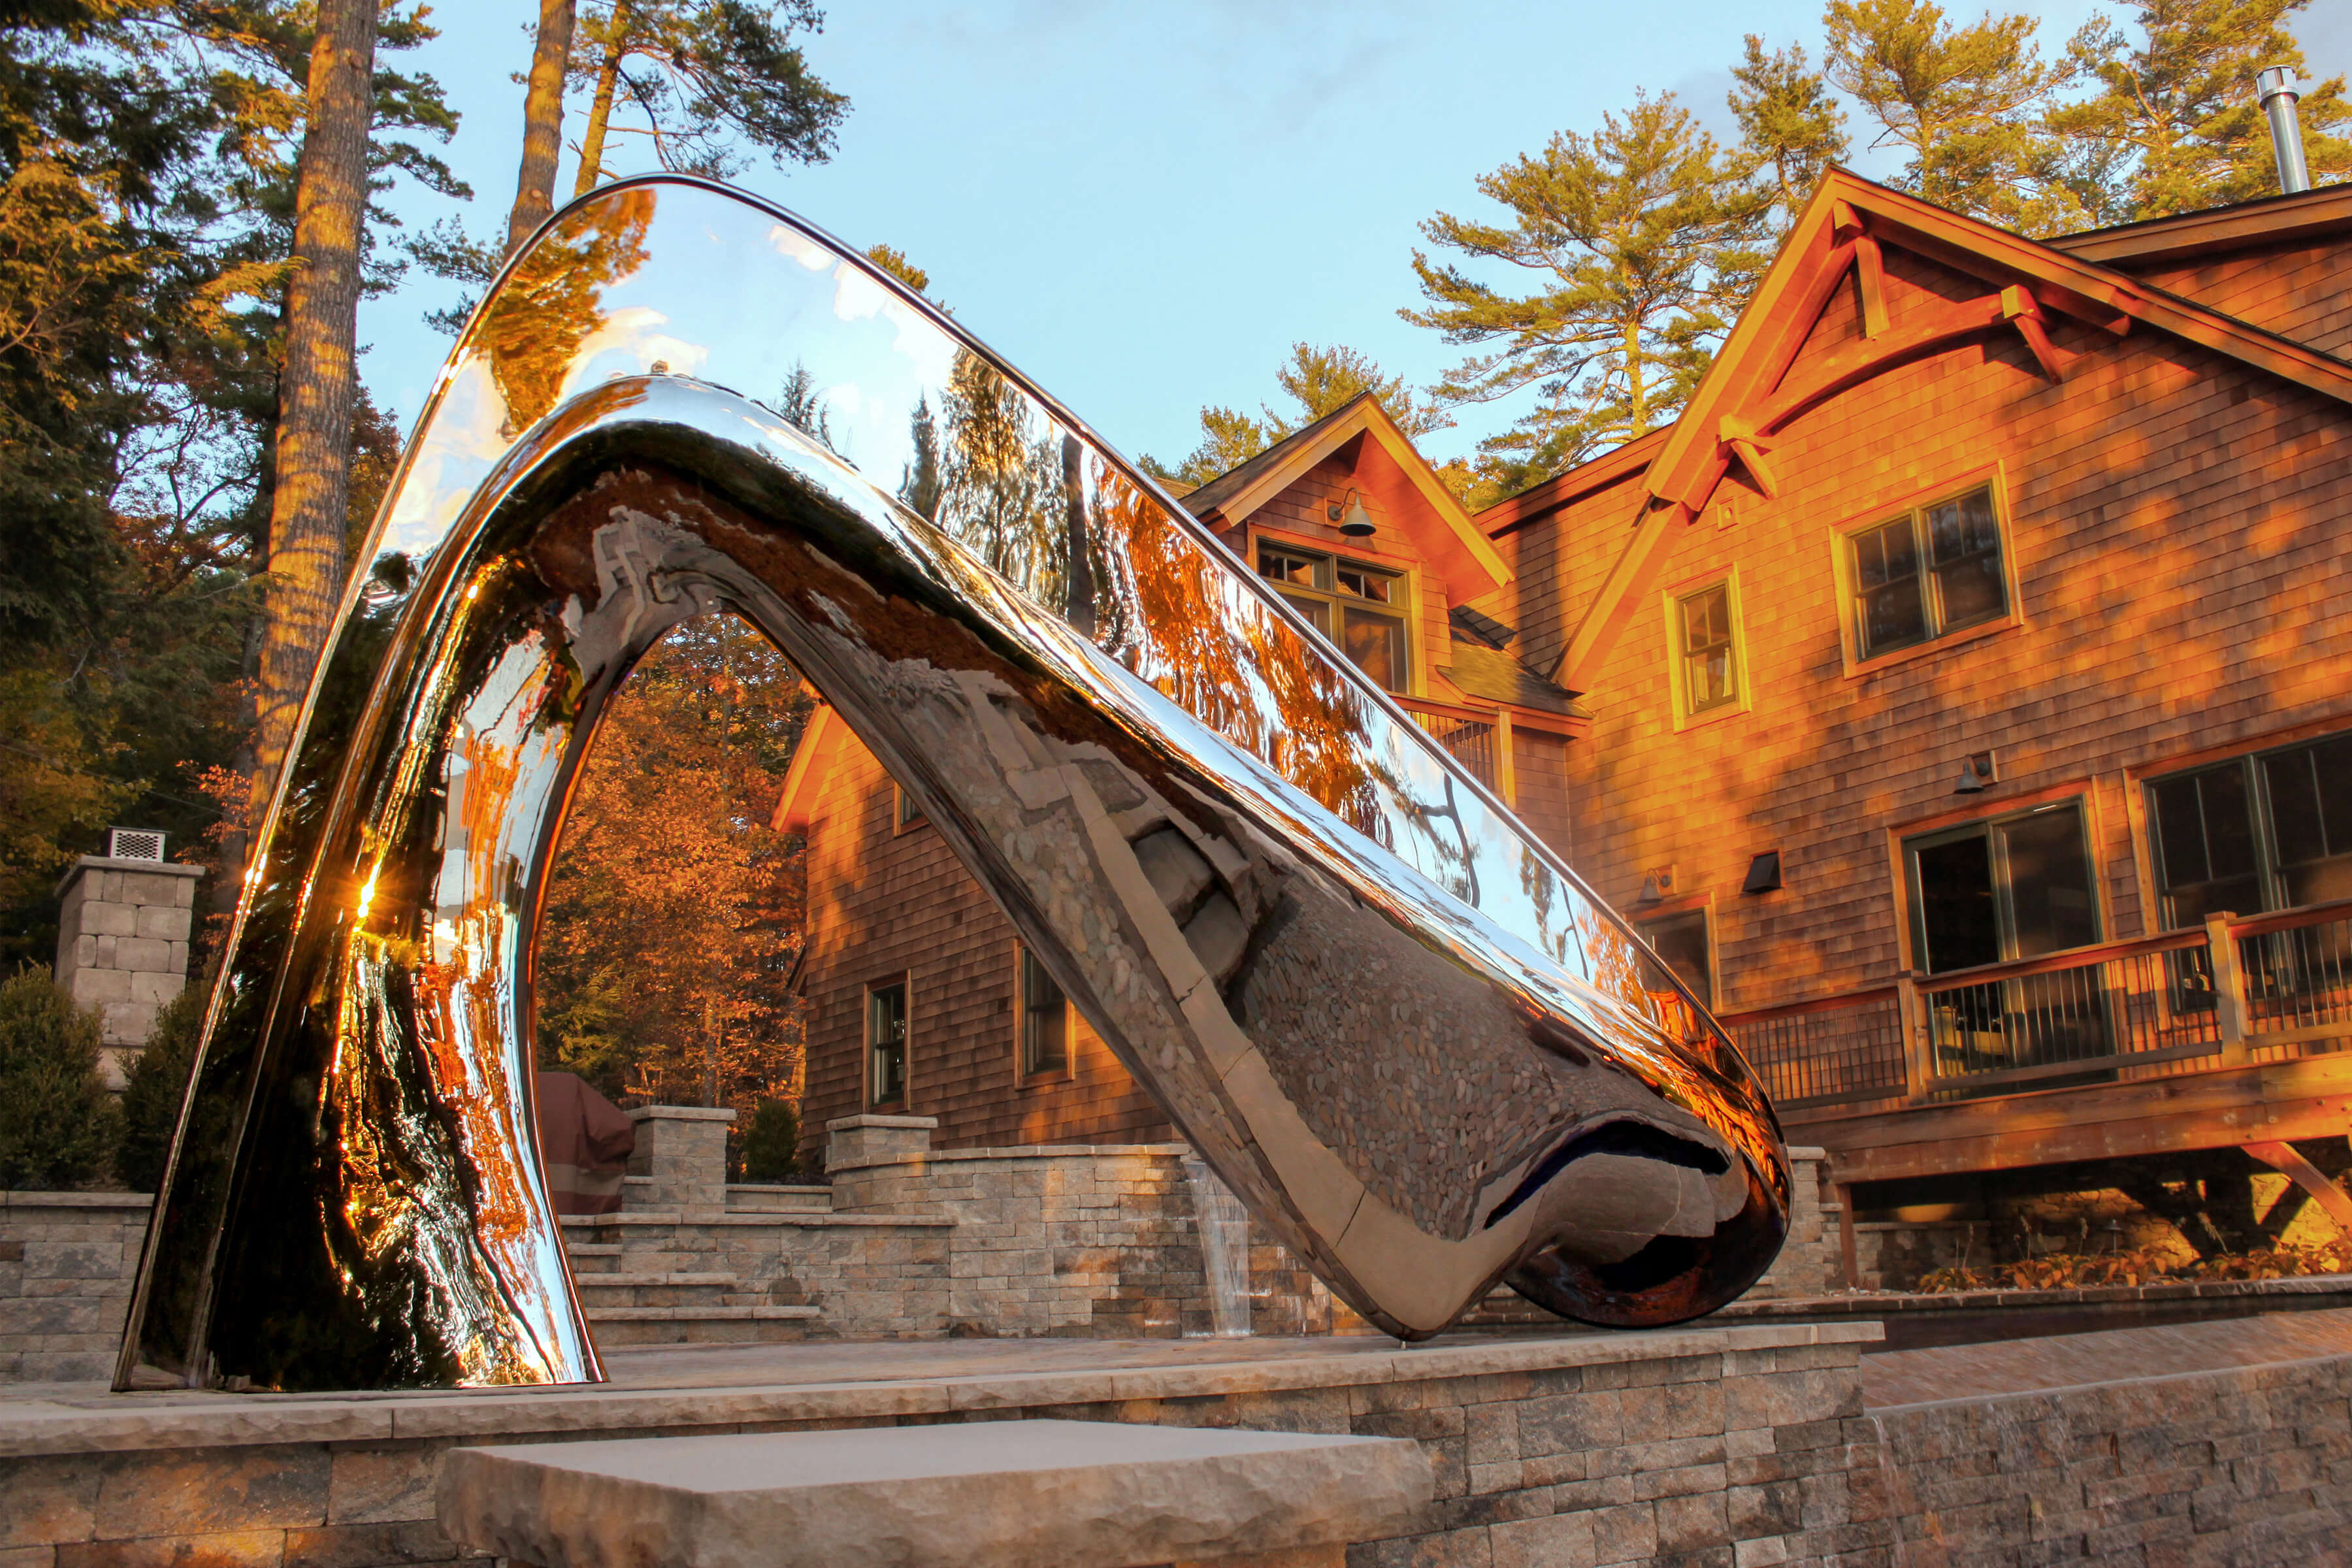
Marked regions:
[118,178,1789,1392]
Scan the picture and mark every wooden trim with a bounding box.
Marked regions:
[2048,184,2352,267]
[1554,497,1693,689]
[1474,430,1666,536]
[771,704,842,833]
[2229,896,2352,940]
[1791,1052,2352,1184]
[1887,774,2099,841]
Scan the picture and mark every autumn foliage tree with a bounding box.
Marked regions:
[536,615,812,1112]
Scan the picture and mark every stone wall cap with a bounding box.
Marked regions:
[0,1188,155,1209]
[824,1114,939,1132]
[437,1418,1433,1568]
[1,1320,1886,1459]
[1785,1145,1828,1160]
[626,1104,738,1124]
[54,857,204,897]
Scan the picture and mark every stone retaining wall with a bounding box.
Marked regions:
[0,1322,1897,1568]
[0,1194,149,1384]
[1873,1350,2352,1565]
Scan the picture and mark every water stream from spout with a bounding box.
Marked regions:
[1183,1154,1252,1337]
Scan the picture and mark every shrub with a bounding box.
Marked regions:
[740,1097,800,1182]
[0,964,117,1190]
[117,981,204,1195]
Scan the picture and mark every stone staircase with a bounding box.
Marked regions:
[562,1183,836,1347]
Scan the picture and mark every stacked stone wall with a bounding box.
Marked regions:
[0,1194,148,1382]
[1874,1350,2352,1563]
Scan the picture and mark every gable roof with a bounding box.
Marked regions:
[1546,167,2352,691]
[2048,180,2352,269]
[770,704,851,834]
[1182,393,1512,595]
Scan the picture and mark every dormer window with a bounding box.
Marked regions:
[1256,542,1411,693]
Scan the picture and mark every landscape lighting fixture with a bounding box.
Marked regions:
[1330,488,1377,537]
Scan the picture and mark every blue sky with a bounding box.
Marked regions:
[361,1,2351,475]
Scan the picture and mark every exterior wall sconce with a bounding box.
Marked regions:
[1742,851,1782,894]
[1638,864,1678,903]
[1952,749,1998,794]
[1329,488,1377,537]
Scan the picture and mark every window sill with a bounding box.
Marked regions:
[1015,1068,1073,1089]
[1671,695,1752,734]
[1844,615,2018,680]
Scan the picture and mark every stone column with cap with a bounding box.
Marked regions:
[52,838,203,1088]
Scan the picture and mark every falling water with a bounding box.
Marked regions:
[1182,1154,1252,1337]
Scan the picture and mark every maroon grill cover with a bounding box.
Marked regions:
[534,1070,635,1215]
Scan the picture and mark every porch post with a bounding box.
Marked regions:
[1895,970,1930,1103]
[2206,911,2249,1064]
[1493,708,1517,809]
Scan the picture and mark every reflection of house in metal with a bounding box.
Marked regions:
[790,169,2352,1276]
[779,394,1589,1147]
[1472,171,2352,1276]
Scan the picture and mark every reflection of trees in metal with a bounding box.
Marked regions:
[481,191,656,435]
[938,351,1068,603]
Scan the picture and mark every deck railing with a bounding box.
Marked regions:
[1722,898,2352,1113]
[1397,696,1514,805]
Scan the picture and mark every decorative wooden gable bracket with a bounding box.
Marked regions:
[1715,414,1781,499]
[1832,200,1889,339]
[2001,285,2074,382]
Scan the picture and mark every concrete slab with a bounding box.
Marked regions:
[438,1418,1433,1568]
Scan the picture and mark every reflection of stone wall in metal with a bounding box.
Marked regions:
[117,177,1792,1394]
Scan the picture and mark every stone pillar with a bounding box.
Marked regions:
[825,1114,937,1213]
[624,1105,736,1215]
[52,855,203,1088]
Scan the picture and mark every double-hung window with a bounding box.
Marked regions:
[1846,482,2008,661]
[1256,542,1411,693]
[1672,579,1742,719]
[866,981,907,1109]
[1017,947,1070,1077]
[2148,732,2352,925]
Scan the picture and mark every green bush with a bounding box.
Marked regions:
[740,1097,800,1182]
[0,964,117,1190]
[117,981,204,1195]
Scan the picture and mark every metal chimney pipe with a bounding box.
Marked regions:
[2257,66,2311,195]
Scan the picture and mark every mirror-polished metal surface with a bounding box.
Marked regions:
[118,177,1789,1392]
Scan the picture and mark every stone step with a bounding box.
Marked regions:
[585,1304,819,1346]
[564,1243,624,1274]
[726,1184,833,1213]
[576,1272,745,1310]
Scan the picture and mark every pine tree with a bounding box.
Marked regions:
[1401,92,1768,494]
[2050,0,2351,219]
[1823,0,2090,235]
[508,0,580,255]
[1145,343,1448,488]
[570,0,847,189]
[1729,35,1853,233]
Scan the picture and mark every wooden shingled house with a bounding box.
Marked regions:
[778,165,2352,1277]
[1462,169,2352,1274]
[774,395,1587,1149]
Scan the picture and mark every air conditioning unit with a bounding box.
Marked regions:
[108,828,167,862]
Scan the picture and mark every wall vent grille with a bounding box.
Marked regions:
[108,828,166,862]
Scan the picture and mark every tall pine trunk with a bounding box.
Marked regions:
[506,0,576,256]
[249,0,376,840]
[572,0,630,197]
